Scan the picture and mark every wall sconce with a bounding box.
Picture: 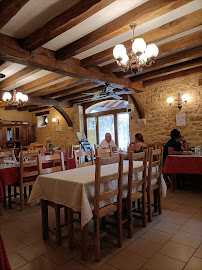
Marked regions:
[167,93,189,109]
[52,118,59,124]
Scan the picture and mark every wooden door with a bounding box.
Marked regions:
[21,126,29,146]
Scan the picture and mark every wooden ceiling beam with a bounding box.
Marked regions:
[143,66,202,86]
[0,33,143,92]
[15,73,64,93]
[29,78,82,97]
[29,106,51,112]
[17,105,39,111]
[0,67,40,89]
[28,97,70,108]
[48,82,100,100]
[131,46,202,82]
[0,61,13,72]
[23,0,114,51]
[81,10,202,68]
[56,0,193,60]
[0,0,29,29]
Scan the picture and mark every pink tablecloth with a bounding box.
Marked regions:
[0,234,11,270]
[164,155,202,175]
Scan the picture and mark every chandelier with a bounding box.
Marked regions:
[113,23,159,73]
[2,83,28,106]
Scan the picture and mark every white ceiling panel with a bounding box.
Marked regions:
[3,70,52,91]
[75,0,202,60]
[0,0,80,38]
[43,0,147,51]
[0,63,27,82]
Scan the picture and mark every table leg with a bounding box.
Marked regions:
[0,202,2,216]
[81,223,89,260]
[41,200,49,240]
[3,186,6,208]
[8,185,12,208]
[170,175,175,193]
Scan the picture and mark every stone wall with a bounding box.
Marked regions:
[35,106,81,148]
[129,73,202,147]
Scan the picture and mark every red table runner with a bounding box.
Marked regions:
[0,234,11,270]
[164,155,202,175]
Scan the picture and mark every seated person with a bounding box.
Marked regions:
[45,138,54,152]
[128,133,147,153]
[163,129,190,163]
[99,133,117,151]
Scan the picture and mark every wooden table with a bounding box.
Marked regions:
[164,155,202,192]
[28,161,167,260]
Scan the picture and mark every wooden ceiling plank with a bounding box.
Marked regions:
[29,106,51,112]
[15,73,64,93]
[29,78,82,97]
[0,0,29,29]
[0,67,40,89]
[131,45,202,82]
[0,33,143,91]
[56,0,193,60]
[17,105,38,111]
[23,0,114,51]
[81,9,202,68]
[143,66,202,86]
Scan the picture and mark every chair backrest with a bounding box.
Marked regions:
[20,151,39,184]
[74,149,94,168]
[128,150,147,198]
[148,147,163,188]
[71,144,81,158]
[37,153,65,175]
[30,142,43,151]
[155,142,164,149]
[94,154,123,217]
[0,149,15,160]
[95,147,112,157]
[20,145,29,151]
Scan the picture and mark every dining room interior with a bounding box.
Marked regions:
[0,0,201,269]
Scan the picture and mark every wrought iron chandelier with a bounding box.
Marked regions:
[2,83,28,106]
[113,23,159,73]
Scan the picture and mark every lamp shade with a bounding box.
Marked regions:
[16,92,23,101]
[166,97,173,104]
[2,92,12,102]
[120,54,129,65]
[182,94,189,102]
[138,53,147,65]
[145,43,159,58]
[113,44,127,60]
[52,118,57,123]
[132,38,146,54]
[21,94,28,102]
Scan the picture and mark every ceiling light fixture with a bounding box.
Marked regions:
[2,83,28,106]
[113,23,159,73]
[167,93,189,109]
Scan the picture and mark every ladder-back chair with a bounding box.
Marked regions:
[95,147,112,158]
[147,147,163,222]
[38,153,66,245]
[74,149,94,168]
[94,154,123,261]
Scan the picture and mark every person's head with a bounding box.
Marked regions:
[135,133,144,143]
[46,138,51,144]
[105,133,112,143]
[170,129,181,141]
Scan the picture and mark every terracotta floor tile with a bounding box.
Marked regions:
[44,246,75,266]
[97,263,117,270]
[7,253,27,270]
[144,253,185,270]
[126,238,161,259]
[181,221,202,236]
[141,228,172,245]
[163,212,191,226]
[183,256,202,270]
[16,256,58,270]
[171,231,201,248]
[16,240,53,262]
[194,245,202,259]
[58,259,89,270]
[152,221,181,234]
[108,249,148,270]
[159,241,196,262]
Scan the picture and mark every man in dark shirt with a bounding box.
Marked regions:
[163,129,190,163]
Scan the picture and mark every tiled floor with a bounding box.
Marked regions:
[1,188,201,270]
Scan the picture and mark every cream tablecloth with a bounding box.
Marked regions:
[28,160,167,228]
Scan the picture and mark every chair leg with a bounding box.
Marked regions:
[94,216,100,261]
[0,202,2,216]
[170,175,175,192]
[158,187,162,214]
[55,205,61,245]
[142,194,147,227]
[82,223,89,261]
[41,200,49,240]
[68,208,73,248]
[3,186,6,208]
[147,189,152,222]
[14,185,17,198]
[153,189,158,213]
[128,200,133,238]
[24,187,27,199]
[8,185,12,208]
[20,185,24,211]
[64,207,68,225]
[117,207,122,248]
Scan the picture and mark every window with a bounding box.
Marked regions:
[98,114,115,144]
[86,117,96,145]
[117,113,130,151]
[37,115,48,128]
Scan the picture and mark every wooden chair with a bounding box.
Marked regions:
[95,147,112,157]
[74,149,94,168]
[19,151,39,210]
[71,144,81,158]
[123,150,147,238]
[20,145,29,151]
[30,142,43,151]
[38,153,67,245]
[147,147,163,222]
[0,149,15,161]
[94,154,123,261]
